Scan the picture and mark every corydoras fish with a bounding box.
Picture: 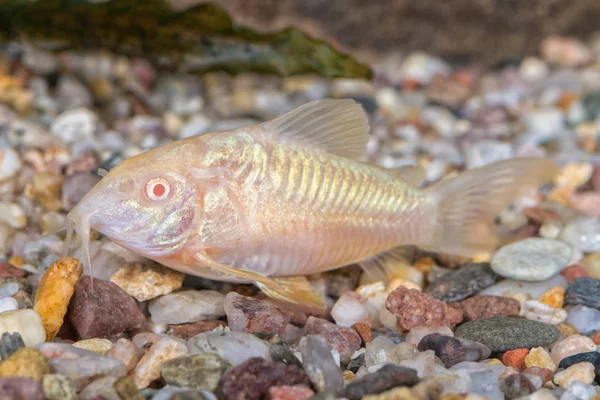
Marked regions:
[66,99,558,309]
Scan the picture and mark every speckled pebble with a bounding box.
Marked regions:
[565,277,600,309]
[425,263,499,302]
[110,262,185,302]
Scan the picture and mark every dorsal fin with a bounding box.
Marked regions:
[262,99,370,160]
[391,165,426,187]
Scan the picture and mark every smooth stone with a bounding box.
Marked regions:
[0,297,18,314]
[491,238,572,281]
[417,334,467,368]
[523,300,568,325]
[565,305,600,334]
[342,364,419,400]
[455,317,560,352]
[550,335,597,364]
[298,335,344,394]
[480,274,568,298]
[405,326,453,346]
[130,336,189,389]
[0,332,24,360]
[42,374,77,400]
[469,370,503,400]
[565,277,600,309]
[0,309,45,347]
[560,217,600,253]
[0,147,21,182]
[500,373,536,399]
[364,336,395,367]
[557,351,600,372]
[161,353,228,392]
[224,292,290,336]
[149,290,225,324]
[304,316,361,365]
[50,108,97,143]
[187,329,271,367]
[425,263,499,302]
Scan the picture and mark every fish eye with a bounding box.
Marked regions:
[145,178,171,201]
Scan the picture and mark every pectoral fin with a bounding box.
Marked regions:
[192,252,327,311]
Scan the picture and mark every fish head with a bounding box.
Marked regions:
[66,146,201,261]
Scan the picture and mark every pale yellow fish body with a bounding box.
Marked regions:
[66,99,558,306]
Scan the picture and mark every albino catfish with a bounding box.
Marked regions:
[65,99,558,309]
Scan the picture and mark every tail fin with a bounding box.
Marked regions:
[423,158,559,257]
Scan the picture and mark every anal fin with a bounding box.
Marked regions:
[192,252,327,311]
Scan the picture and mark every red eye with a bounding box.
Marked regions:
[145,178,171,201]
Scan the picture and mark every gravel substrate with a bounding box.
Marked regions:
[3,35,600,400]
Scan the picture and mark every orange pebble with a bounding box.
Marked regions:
[591,330,600,345]
[502,348,529,369]
[561,265,591,283]
[539,286,565,309]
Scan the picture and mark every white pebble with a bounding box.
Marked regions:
[50,108,97,144]
[0,297,18,314]
[0,147,22,182]
[0,202,27,229]
[523,300,567,325]
[0,309,46,347]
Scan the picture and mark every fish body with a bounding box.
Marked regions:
[67,99,558,307]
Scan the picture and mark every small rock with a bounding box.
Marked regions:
[455,317,560,352]
[352,322,372,344]
[220,357,310,400]
[149,290,225,325]
[113,376,144,400]
[491,238,572,281]
[42,374,77,400]
[553,362,595,388]
[79,375,119,400]
[268,385,314,400]
[168,320,227,341]
[557,351,600,372]
[566,305,600,333]
[425,263,499,302]
[539,286,565,308]
[502,349,529,369]
[224,292,290,336]
[304,316,361,365]
[0,347,49,381]
[0,147,22,183]
[343,364,420,400]
[161,353,227,392]
[0,263,26,279]
[33,257,81,341]
[499,373,536,399]
[0,298,17,314]
[550,335,596,364]
[525,347,557,371]
[385,287,463,330]
[523,366,553,385]
[480,274,568,299]
[405,326,454,346]
[50,108,96,143]
[523,300,567,324]
[110,263,185,302]
[130,336,188,389]
[561,265,591,283]
[0,203,27,229]
[560,217,600,253]
[565,277,600,309]
[330,292,371,328]
[187,329,271,367]
[105,338,143,372]
[348,353,365,373]
[0,332,24,360]
[451,295,521,321]
[0,377,44,399]
[69,276,146,339]
[417,334,467,368]
[73,338,113,354]
[36,342,127,390]
[0,309,45,347]
[298,335,344,394]
[12,291,33,309]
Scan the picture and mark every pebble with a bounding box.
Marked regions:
[110,263,185,301]
[0,147,21,183]
[550,335,596,364]
[50,108,97,143]
[42,374,77,400]
[525,347,557,371]
[405,326,453,346]
[480,274,568,299]
[224,292,290,336]
[451,295,521,321]
[425,263,499,302]
[503,349,529,369]
[0,297,18,314]
[0,262,26,279]
[73,338,113,354]
[565,305,600,334]
[304,316,361,365]
[130,336,189,389]
[113,376,144,400]
[455,317,560,352]
[36,342,127,390]
[187,329,271,367]
[268,385,314,400]
[539,286,565,308]
[343,364,420,400]
[105,338,143,372]
[168,320,227,341]
[298,334,344,394]
[0,347,49,381]
[0,377,44,400]
[161,353,227,392]
[557,351,600,373]
[220,357,310,400]
[79,376,119,400]
[69,276,146,339]
[565,277,600,309]
[385,286,463,330]
[500,373,536,399]
[523,300,568,324]
[0,309,45,347]
[330,292,372,327]
[491,238,572,281]
[553,362,595,388]
[417,334,468,367]
[560,217,600,253]
[0,202,27,229]
[149,290,225,324]
[33,257,81,341]
[0,332,24,360]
